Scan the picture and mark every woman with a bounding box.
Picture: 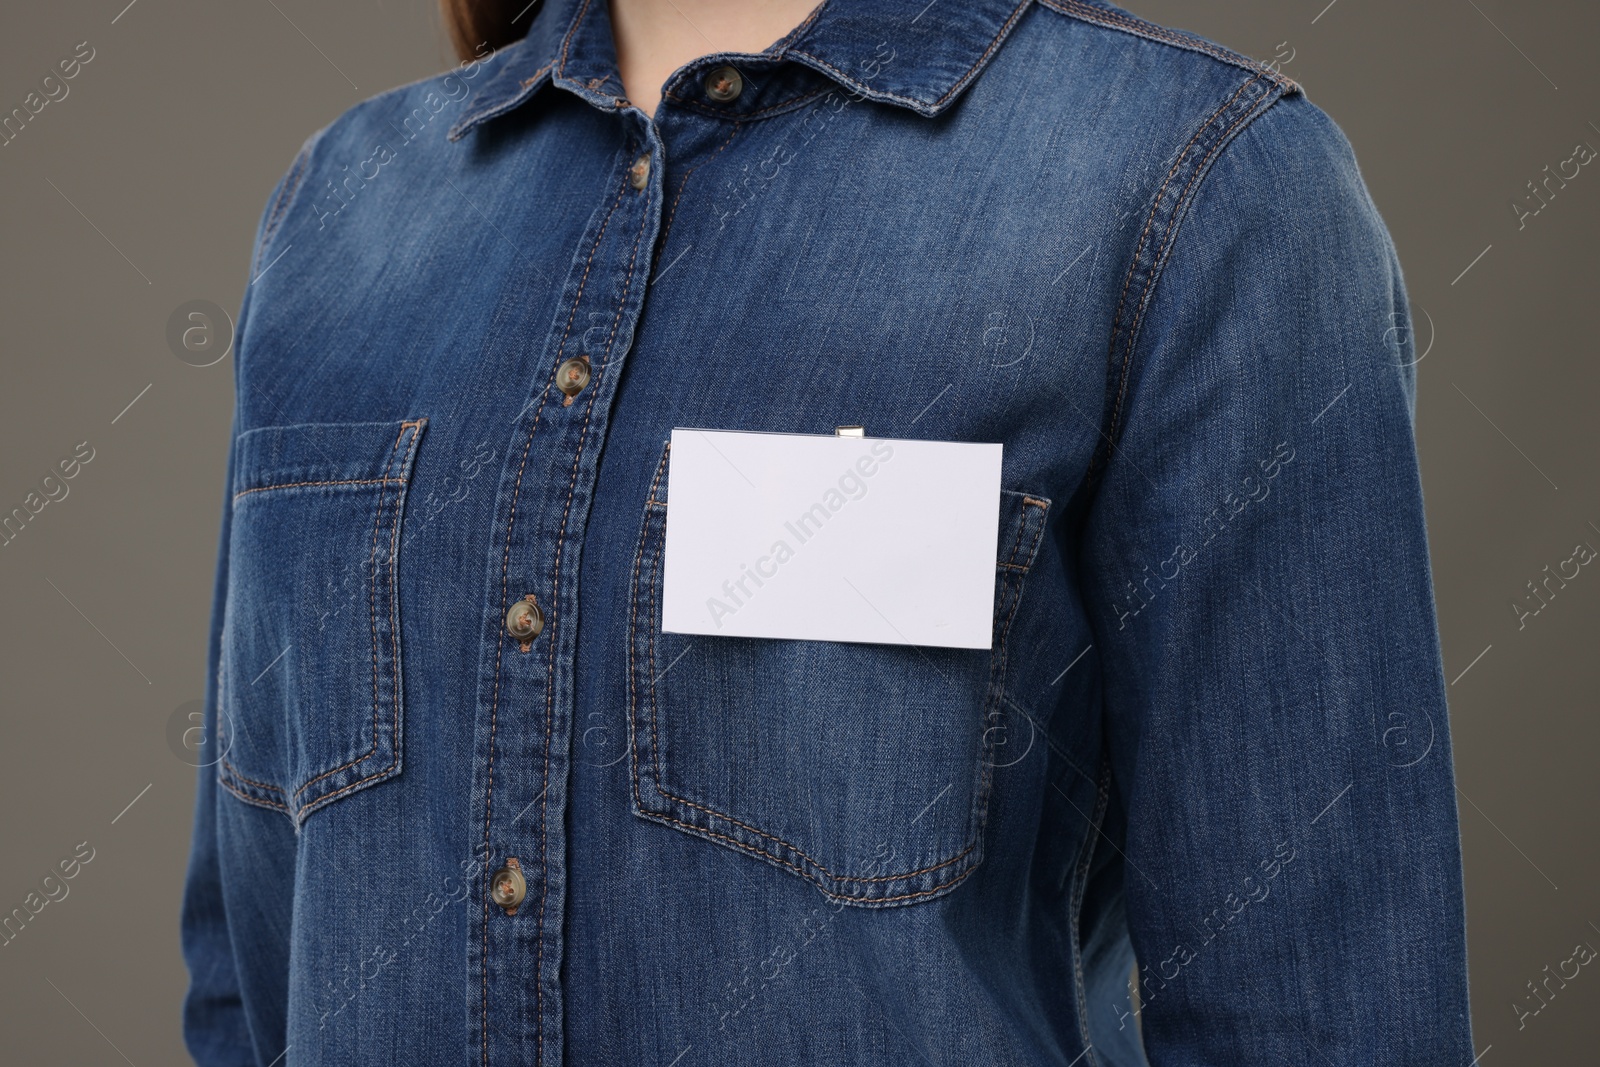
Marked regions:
[182,0,1473,1064]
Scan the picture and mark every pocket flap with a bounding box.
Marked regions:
[234,420,426,500]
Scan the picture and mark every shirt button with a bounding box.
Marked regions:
[556,356,591,405]
[505,595,544,648]
[490,863,526,913]
[628,153,650,190]
[704,65,743,103]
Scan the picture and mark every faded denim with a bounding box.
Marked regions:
[181,0,1473,1064]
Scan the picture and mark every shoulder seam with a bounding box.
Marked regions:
[252,134,317,278]
[1086,74,1294,486]
[1035,0,1298,92]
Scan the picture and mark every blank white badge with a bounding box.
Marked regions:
[661,429,1003,649]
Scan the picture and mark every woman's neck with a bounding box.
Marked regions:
[609,0,820,118]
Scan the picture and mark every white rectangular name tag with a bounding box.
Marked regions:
[661,429,1003,649]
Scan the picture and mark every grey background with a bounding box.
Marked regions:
[0,0,1593,1062]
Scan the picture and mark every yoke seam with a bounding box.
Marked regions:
[1037,0,1296,91]
[1086,74,1289,486]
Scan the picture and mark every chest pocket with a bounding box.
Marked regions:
[217,419,426,825]
[626,443,1050,906]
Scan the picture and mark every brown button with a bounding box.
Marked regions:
[490,864,526,913]
[556,356,591,405]
[704,65,743,103]
[628,153,650,190]
[505,595,544,648]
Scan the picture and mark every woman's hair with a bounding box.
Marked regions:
[441,0,534,61]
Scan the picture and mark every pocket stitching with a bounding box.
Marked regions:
[233,477,406,502]
[998,496,1050,572]
[289,419,422,809]
[638,509,982,887]
[966,495,1050,877]
[218,775,289,812]
[218,418,424,821]
[641,804,982,905]
[220,759,287,799]
[1000,497,1033,568]
[627,448,1052,896]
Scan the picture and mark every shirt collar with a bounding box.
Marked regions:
[450,0,1032,141]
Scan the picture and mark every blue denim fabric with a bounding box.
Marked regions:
[181,0,1474,1064]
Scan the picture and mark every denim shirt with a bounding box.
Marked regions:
[181,0,1473,1064]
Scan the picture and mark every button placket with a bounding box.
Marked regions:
[470,110,667,1067]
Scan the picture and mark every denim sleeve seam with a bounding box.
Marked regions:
[1067,754,1114,1066]
[1086,76,1294,486]
[249,129,322,280]
[257,148,306,255]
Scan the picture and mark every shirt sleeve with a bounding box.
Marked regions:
[180,427,257,1067]
[180,138,314,1067]
[1077,92,1473,1063]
